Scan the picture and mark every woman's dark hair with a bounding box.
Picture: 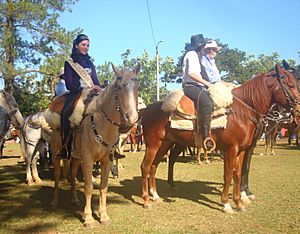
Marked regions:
[71,34,91,63]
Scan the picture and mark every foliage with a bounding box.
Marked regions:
[0,0,79,114]
[1,141,300,233]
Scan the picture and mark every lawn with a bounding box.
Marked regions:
[0,139,299,233]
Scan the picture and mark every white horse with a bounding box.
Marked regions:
[19,111,52,184]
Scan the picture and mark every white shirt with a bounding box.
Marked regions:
[182,51,202,85]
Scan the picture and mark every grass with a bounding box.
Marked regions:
[0,139,300,233]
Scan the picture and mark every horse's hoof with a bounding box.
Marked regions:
[237,207,246,212]
[205,160,211,164]
[143,203,152,209]
[248,194,256,201]
[35,179,43,184]
[197,161,203,165]
[241,196,251,206]
[84,222,94,229]
[223,204,235,214]
[101,220,111,226]
[26,179,34,185]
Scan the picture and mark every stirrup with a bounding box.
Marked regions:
[203,137,216,151]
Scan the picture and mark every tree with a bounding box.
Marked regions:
[0,0,79,95]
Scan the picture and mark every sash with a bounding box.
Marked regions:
[66,59,94,88]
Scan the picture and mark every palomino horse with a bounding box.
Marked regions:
[46,63,140,228]
[140,63,300,214]
[19,111,52,184]
[0,90,24,158]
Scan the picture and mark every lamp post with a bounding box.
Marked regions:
[156,40,163,101]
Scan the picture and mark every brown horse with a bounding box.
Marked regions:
[45,63,140,228]
[140,63,300,214]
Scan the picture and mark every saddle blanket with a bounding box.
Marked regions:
[169,114,227,131]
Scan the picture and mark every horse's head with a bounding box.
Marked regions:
[0,91,24,129]
[111,63,140,127]
[269,62,300,124]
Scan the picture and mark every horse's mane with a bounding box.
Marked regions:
[232,72,273,114]
[85,77,118,114]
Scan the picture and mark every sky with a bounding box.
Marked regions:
[58,0,300,67]
[1,0,299,90]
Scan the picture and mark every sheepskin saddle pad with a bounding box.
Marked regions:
[44,88,93,130]
[161,82,235,130]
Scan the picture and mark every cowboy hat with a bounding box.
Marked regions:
[203,40,222,51]
[185,34,205,51]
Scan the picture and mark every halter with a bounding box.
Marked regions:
[99,76,124,127]
[275,71,300,108]
[89,76,132,160]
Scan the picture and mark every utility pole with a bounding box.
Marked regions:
[156,40,163,101]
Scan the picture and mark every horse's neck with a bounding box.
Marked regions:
[233,79,272,116]
[86,85,121,124]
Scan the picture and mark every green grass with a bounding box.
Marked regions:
[0,140,300,233]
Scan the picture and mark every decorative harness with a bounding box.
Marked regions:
[89,76,127,161]
[232,69,299,125]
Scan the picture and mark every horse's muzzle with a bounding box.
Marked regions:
[122,111,138,126]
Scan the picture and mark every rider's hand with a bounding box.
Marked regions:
[91,85,102,93]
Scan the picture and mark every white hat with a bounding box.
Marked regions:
[58,67,64,77]
[203,40,222,51]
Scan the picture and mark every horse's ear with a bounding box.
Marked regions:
[275,63,281,77]
[133,63,141,75]
[111,63,122,78]
[282,60,291,70]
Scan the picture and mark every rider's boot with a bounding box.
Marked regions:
[200,115,215,151]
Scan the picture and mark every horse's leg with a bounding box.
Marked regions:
[51,131,62,206]
[62,159,70,185]
[31,139,45,184]
[149,141,174,202]
[70,158,81,207]
[232,151,246,211]
[168,143,184,191]
[271,132,276,156]
[221,147,238,214]
[141,146,160,208]
[31,154,42,184]
[98,158,112,224]
[24,145,35,185]
[82,157,96,228]
[196,147,202,164]
[240,145,255,205]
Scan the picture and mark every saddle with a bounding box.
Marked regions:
[161,89,232,131]
[45,88,97,130]
[48,92,82,116]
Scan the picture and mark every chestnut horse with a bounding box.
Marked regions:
[46,63,140,228]
[140,63,300,214]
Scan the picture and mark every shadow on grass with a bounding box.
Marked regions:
[109,176,223,211]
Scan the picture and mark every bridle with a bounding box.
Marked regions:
[233,67,300,125]
[99,77,124,127]
[274,68,300,108]
[89,75,137,160]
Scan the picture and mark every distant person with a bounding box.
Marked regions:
[54,67,68,96]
